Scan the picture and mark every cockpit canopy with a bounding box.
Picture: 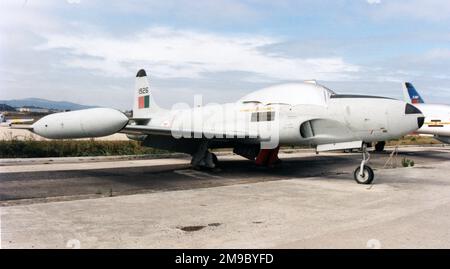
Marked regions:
[239,83,335,106]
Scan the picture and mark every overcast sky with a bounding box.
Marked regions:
[1,0,450,110]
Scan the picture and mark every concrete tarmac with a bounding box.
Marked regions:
[1,146,450,248]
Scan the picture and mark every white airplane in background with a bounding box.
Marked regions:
[402,82,450,144]
[11,69,425,184]
[0,113,33,127]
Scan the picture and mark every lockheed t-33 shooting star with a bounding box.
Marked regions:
[12,69,425,184]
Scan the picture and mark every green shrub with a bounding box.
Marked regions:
[401,158,409,167]
[401,157,415,167]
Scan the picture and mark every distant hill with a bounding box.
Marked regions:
[0,103,16,111]
[0,98,96,111]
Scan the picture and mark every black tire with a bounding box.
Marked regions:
[353,165,374,184]
[374,141,385,152]
[211,153,219,165]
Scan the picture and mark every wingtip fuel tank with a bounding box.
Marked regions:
[31,108,129,139]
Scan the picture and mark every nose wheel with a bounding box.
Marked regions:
[353,144,374,184]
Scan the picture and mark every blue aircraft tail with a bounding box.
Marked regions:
[402,82,425,104]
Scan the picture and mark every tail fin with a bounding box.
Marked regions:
[402,82,425,104]
[132,69,161,119]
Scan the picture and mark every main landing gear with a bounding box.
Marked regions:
[191,142,219,170]
[255,146,281,168]
[353,143,374,184]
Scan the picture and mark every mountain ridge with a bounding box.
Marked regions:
[0,98,96,111]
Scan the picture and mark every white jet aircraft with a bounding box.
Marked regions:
[0,113,33,127]
[402,82,450,144]
[12,69,425,184]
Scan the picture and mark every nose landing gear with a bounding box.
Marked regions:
[374,141,386,152]
[353,144,374,184]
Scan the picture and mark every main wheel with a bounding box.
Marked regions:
[374,141,385,152]
[211,153,219,166]
[353,165,374,184]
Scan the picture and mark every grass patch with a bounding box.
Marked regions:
[386,135,440,146]
[0,139,169,158]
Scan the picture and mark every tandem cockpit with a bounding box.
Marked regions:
[239,80,336,108]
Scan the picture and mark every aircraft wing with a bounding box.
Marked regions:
[120,125,260,140]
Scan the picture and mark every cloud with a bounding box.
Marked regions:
[2,0,450,108]
[422,48,450,60]
[368,0,450,21]
[367,0,381,5]
[37,27,359,81]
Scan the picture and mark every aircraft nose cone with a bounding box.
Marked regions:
[417,116,425,129]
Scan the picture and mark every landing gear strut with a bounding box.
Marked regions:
[353,144,374,184]
[191,141,218,170]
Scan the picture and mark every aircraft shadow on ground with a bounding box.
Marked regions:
[0,155,356,202]
[3,150,448,202]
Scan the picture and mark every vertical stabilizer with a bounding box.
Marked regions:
[132,69,161,118]
[402,82,425,104]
